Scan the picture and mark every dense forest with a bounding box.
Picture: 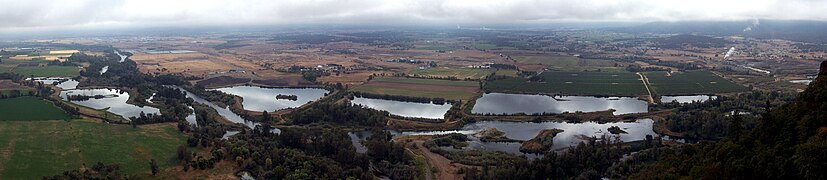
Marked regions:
[658,91,797,139]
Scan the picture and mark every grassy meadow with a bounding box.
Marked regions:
[513,55,623,72]
[484,71,648,96]
[408,68,494,80]
[0,121,185,179]
[350,77,479,100]
[0,96,74,121]
[0,66,81,77]
[644,71,749,95]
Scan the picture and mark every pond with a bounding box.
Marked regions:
[350,97,453,119]
[99,66,109,75]
[348,131,373,154]
[61,88,160,119]
[214,86,328,112]
[185,106,197,127]
[472,93,648,115]
[401,119,657,154]
[28,77,79,90]
[114,50,127,63]
[660,95,717,104]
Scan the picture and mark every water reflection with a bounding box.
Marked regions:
[348,131,373,154]
[661,95,717,104]
[472,93,648,115]
[29,77,79,90]
[186,106,198,127]
[222,131,240,140]
[61,88,160,119]
[214,86,328,112]
[402,119,657,152]
[99,66,109,75]
[114,50,127,63]
[351,97,452,119]
[176,87,258,129]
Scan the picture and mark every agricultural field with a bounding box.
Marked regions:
[0,96,74,121]
[0,66,81,77]
[470,43,499,50]
[484,71,648,96]
[513,55,624,72]
[350,77,479,100]
[408,67,494,80]
[0,80,30,91]
[0,121,185,179]
[416,44,455,51]
[644,71,749,95]
[494,69,520,77]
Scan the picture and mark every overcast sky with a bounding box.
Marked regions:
[1,0,826,32]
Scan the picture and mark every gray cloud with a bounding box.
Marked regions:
[1,0,826,31]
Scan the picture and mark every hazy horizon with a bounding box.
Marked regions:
[2,0,827,34]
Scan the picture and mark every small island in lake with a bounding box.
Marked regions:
[67,94,118,101]
[520,128,564,153]
[474,128,521,142]
[275,94,298,101]
[608,126,628,134]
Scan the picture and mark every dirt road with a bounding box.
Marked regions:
[413,141,462,180]
[637,72,656,104]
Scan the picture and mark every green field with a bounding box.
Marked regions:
[0,89,33,96]
[514,55,623,72]
[0,66,81,77]
[0,121,185,179]
[484,71,648,96]
[644,71,748,95]
[494,69,520,77]
[370,77,479,87]
[0,96,74,121]
[409,68,494,79]
[350,77,479,100]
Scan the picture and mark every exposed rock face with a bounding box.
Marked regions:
[520,129,564,153]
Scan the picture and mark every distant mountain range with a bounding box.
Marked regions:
[614,20,827,43]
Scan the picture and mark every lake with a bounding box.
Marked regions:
[351,97,453,119]
[472,93,648,115]
[29,77,79,90]
[660,95,717,104]
[214,86,328,112]
[402,119,657,153]
[61,88,160,119]
[176,87,259,129]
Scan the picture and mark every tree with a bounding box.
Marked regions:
[729,110,743,139]
[149,159,158,176]
[262,111,271,122]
